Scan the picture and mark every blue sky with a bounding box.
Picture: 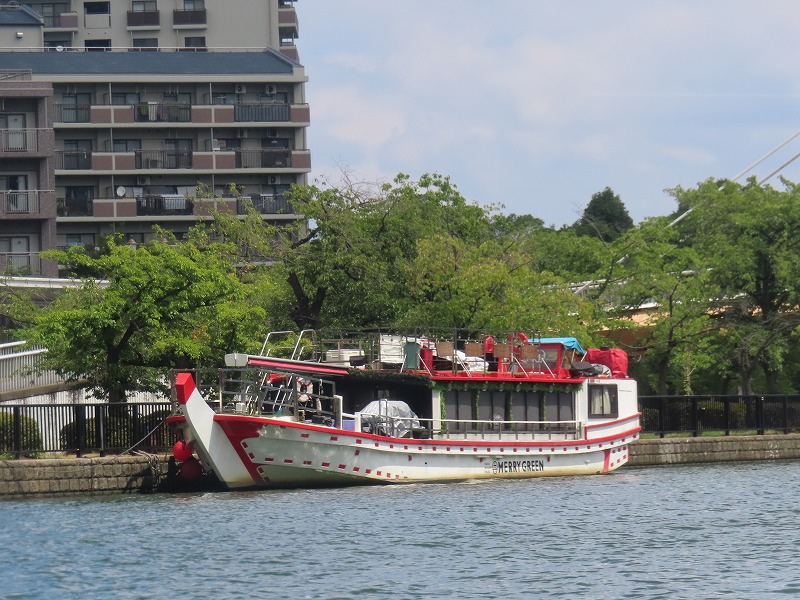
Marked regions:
[298,1,800,228]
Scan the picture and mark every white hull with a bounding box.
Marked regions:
[221,420,635,488]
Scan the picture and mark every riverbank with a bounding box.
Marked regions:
[629,433,800,465]
[2,434,799,499]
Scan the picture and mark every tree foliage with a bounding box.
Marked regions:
[22,234,249,402]
[669,178,800,394]
[8,171,800,398]
[571,186,634,242]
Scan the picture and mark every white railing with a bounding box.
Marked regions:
[0,342,65,393]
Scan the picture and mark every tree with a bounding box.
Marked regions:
[671,178,800,394]
[276,172,494,329]
[22,234,247,403]
[608,218,719,395]
[400,232,602,341]
[571,187,634,243]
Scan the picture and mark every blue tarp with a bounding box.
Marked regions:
[532,337,586,355]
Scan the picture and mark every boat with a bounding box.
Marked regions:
[167,330,641,489]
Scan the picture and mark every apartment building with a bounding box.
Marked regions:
[0,1,306,277]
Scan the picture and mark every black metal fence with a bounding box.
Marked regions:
[639,395,800,437]
[0,402,177,458]
[3,395,800,457]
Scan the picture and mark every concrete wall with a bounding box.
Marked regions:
[629,434,800,466]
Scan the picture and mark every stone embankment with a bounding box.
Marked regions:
[1,434,799,498]
[0,454,170,499]
[628,434,800,466]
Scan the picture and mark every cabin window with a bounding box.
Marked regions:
[588,384,618,418]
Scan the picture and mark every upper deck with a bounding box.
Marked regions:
[235,329,628,385]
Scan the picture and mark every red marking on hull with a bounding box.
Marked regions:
[602,449,612,473]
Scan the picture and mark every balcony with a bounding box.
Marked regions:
[0,190,41,215]
[57,197,93,217]
[42,5,78,30]
[135,102,191,122]
[0,253,41,276]
[127,10,160,27]
[136,195,194,216]
[55,150,92,170]
[173,9,207,26]
[235,149,291,169]
[234,102,290,122]
[53,104,91,123]
[135,150,193,169]
[1,129,36,152]
[239,194,294,215]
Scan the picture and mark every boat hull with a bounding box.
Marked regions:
[174,412,638,489]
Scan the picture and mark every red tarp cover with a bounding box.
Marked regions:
[585,347,628,378]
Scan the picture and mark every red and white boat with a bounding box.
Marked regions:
[168,330,641,489]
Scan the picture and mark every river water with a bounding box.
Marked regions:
[1,461,799,599]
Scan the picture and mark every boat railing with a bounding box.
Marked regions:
[283,328,565,377]
[173,367,338,424]
[258,329,317,361]
[348,411,581,442]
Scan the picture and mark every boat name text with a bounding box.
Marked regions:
[492,459,545,474]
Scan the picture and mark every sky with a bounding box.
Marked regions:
[297,1,800,228]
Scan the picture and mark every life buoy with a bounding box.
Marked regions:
[506,332,528,359]
[507,331,528,344]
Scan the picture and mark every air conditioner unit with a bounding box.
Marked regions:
[264,84,277,95]
[210,138,221,151]
[136,175,150,185]
[268,175,279,184]
[267,128,278,138]
[235,84,247,94]
[236,128,248,138]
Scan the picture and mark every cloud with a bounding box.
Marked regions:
[299,0,800,226]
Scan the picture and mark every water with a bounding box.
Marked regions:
[1,461,799,600]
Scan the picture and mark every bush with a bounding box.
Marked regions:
[0,412,44,458]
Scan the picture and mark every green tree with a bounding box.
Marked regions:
[571,187,634,243]
[671,178,800,394]
[608,218,719,395]
[278,172,494,329]
[400,232,601,341]
[22,234,246,403]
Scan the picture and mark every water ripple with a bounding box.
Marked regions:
[1,461,800,598]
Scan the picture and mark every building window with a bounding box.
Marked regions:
[184,36,206,50]
[60,93,91,122]
[66,234,95,248]
[131,38,158,51]
[112,139,142,152]
[85,39,112,51]
[184,0,204,9]
[111,92,140,105]
[588,384,618,419]
[131,0,157,11]
[62,186,95,217]
[84,1,110,14]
